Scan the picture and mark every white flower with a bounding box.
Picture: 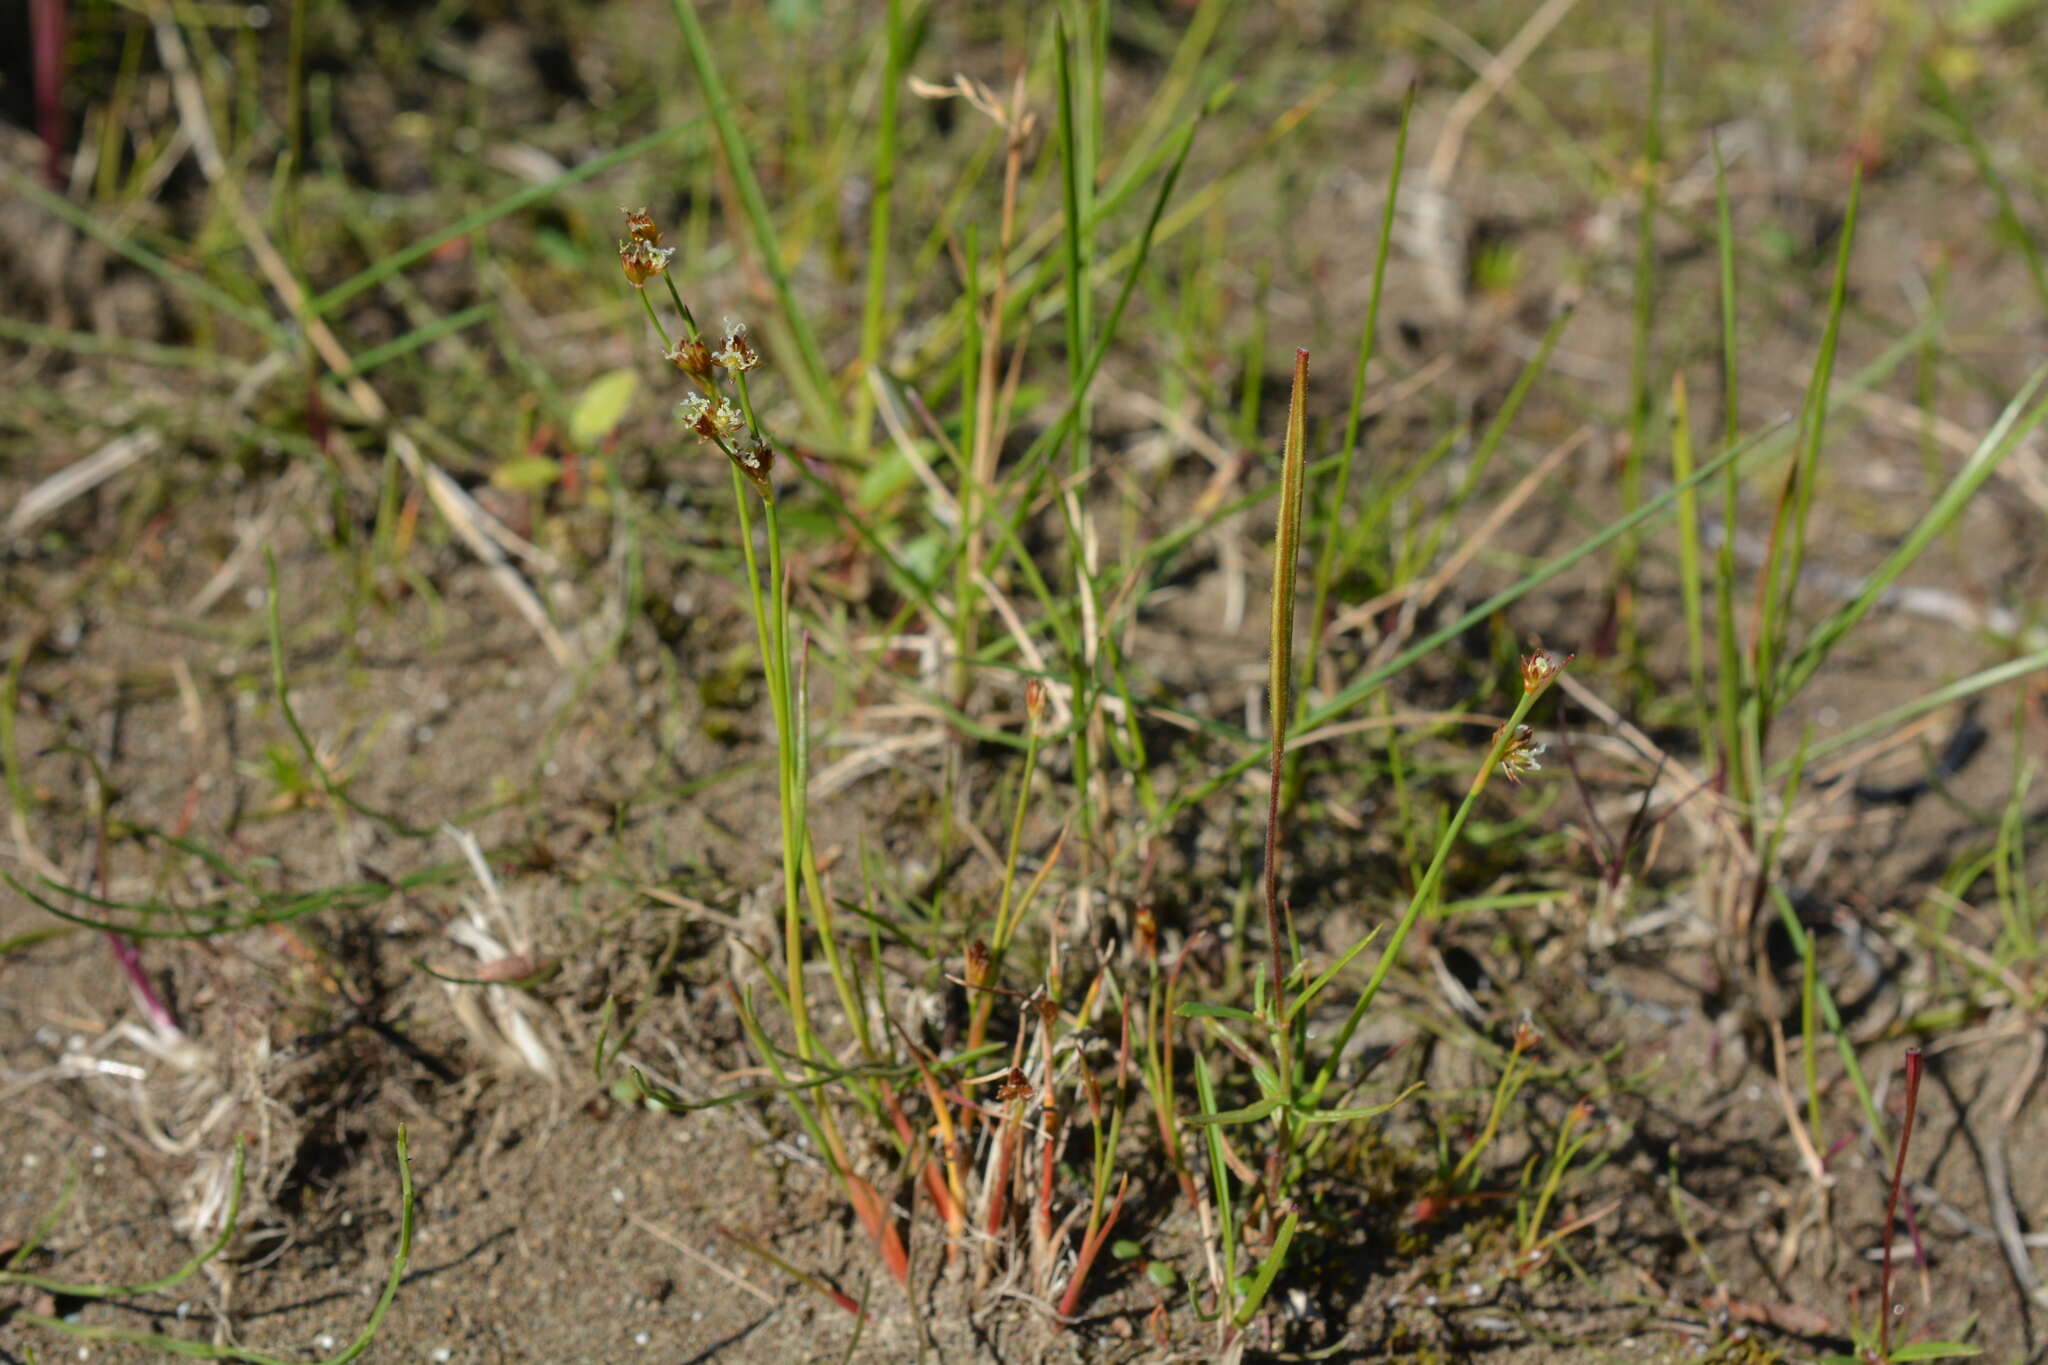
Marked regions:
[712,319,759,371]
[675,392,712,430]
[710,398,744,438]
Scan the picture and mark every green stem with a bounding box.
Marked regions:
[1307,686,1543,1106]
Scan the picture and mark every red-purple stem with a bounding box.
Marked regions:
[1878,1046,1922,1358]
[105,931,184,1039]
[30,0,67,188]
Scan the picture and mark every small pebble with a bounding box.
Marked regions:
[634,1331,651,1346]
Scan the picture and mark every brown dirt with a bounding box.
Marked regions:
[8,2,2048,1363]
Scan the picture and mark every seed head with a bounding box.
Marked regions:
[1133,907,1158,964]
[1024,679,1048,725]
[965,938,992,989]
[1032,989,1058,1030]
[622,207,662,247]
[1494,723,1546,785]
[727,438,775,499]
[619,237,674,288]
[712,319,760,373]
[997,1068,1032,1103]
[666,336,715,382]
[675,393,743,442]
[1519,649,1572,695]
[1511,1012,1542,1053]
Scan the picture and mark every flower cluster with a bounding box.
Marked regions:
[1519,649,1572,695]
[620,209,777,500]
[1494,723,1546,785]
[619,238,675,287]
[676,392,744,442]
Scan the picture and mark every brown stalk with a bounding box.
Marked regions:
[1263,349,1311,1014]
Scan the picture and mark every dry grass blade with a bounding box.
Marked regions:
[6,429,162,541]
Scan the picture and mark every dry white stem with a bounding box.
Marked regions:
[393,434,576,669]
[187,465,313,615]
[7,429,163,540]
[442,825,560,1080]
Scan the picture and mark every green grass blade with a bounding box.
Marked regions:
[668,0,841,443]
[1669,374,1710,756]
[1150,414,1802,838]
[336,303,492,380]
[3,168,283,343]
[1770,646,2048,779]
[851,0,907,453]
[0,1143,244,1298]
[1926,64,2048,318]
[1712,136,1747,797]
[1757,166,1860,706]
[1618,7,1664,652]
[307,122,698,317]
[1778,362,2048,699]
[10,1130,411,1365]
[1405,303,1574,577]
[1309,83,1413,653]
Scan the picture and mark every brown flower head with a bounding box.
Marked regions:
[619,237,675,288]
[1031,988,1058,1030]
[666,336,714,382]
[1494,723,1546,785]
[676,393,744,444]
[728,438,775,500]
[1519,649,1572,695]
[623,207,662,247]
[1133,907,1158,964]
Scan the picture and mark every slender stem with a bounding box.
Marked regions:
[764,497,810,1053]
[1308,686,1542,1106]
[637,288,672,349]
[729,472,808,1052]
[1878,1047,1923,1358]
[662,274,699,339]
[1261,350,1311,1208]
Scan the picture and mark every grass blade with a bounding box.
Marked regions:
[667,0,841,442]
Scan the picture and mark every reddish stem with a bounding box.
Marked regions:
[105,932,184,1040]
[30,0,66,188]
[1055,1173,1130,1324]
[1878,1047,1922,1358]
[986,1105,1020,1237]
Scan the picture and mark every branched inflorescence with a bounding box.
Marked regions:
[620,208,777,500]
